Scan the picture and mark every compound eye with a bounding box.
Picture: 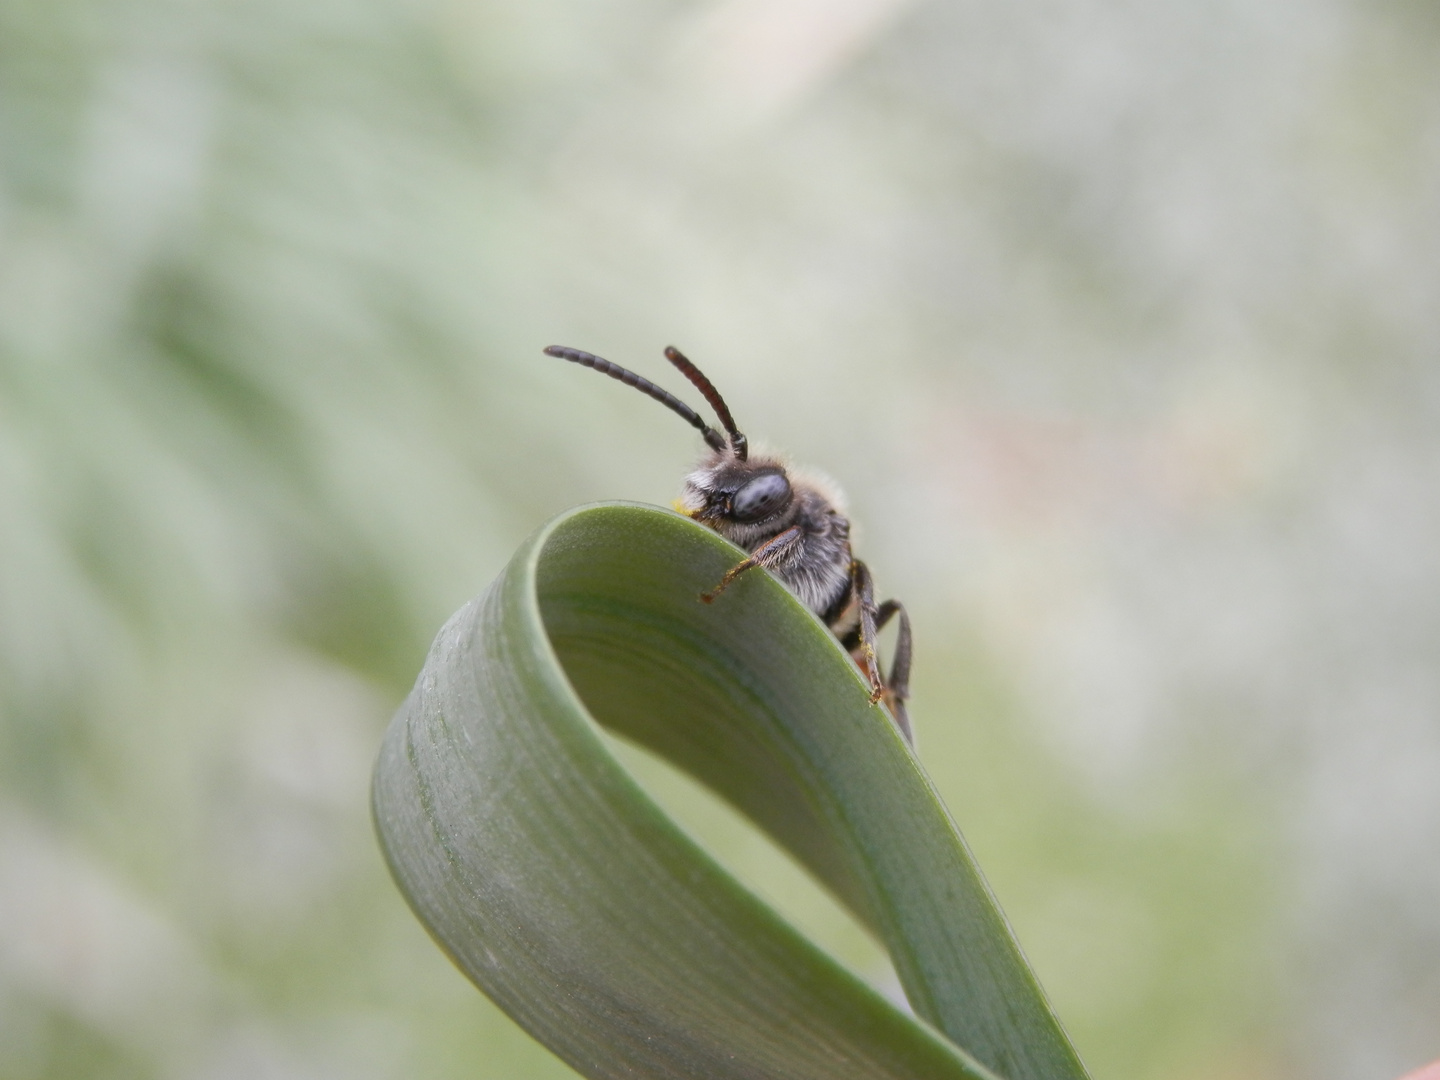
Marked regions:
[730,473,791,523]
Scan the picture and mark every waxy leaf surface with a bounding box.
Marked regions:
[373,503,1090,1080]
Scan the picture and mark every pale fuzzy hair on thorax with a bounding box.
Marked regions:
[786,463,848,516]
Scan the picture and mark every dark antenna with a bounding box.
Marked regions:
[664,346,748,461]
[543,346,727,451]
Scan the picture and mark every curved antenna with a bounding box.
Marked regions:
[543,346,727,451]
[664,346,748,461]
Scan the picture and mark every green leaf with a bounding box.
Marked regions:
[373,503,1090,1080]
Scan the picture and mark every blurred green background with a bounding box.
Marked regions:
[2,0,1438,1077]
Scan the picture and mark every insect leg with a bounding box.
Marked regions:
[875,599,913,744]
[850,560,885,705]
[701,526,803,603]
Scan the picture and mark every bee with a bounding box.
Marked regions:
[543,345,913,743]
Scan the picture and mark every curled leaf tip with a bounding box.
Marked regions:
[373,502,1089,1080]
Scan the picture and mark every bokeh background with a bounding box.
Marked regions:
[2,0,1439,1077]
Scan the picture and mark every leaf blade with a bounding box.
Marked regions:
[374,503,1089,1080]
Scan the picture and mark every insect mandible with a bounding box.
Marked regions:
[543,345,913,743]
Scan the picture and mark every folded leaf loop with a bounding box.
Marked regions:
[373,503,1089,1080]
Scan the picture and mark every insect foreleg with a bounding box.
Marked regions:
[700,525,803,603]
